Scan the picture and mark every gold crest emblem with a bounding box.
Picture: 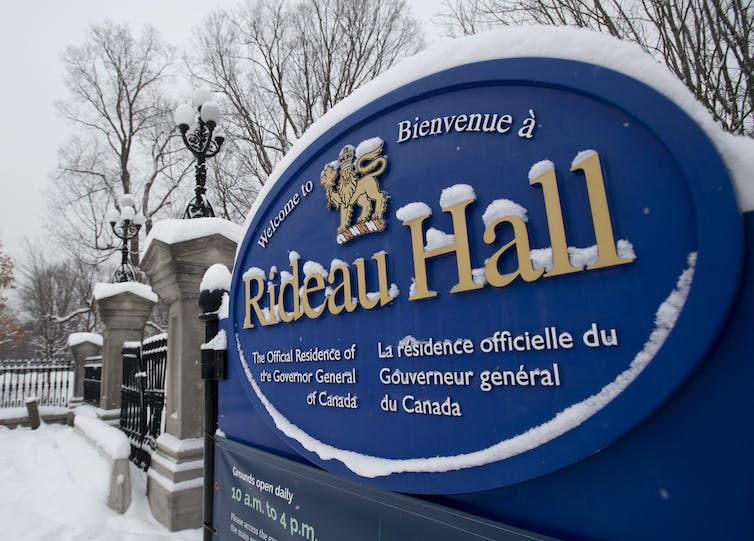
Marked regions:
[320,137,388,244]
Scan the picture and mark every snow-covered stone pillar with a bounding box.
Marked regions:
[67,332,103,408]
[93,283,157,422]
[140,218,241,531]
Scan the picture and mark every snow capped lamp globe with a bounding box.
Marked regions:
[107,193,145,283]
[174,88,226,219]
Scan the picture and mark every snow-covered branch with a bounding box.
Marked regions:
[50,306,92,324]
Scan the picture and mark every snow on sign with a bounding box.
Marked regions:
[223,55,742,494]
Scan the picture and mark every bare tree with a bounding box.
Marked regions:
[187,0,426,221]
[0,241,24,356]
[51,21,192,267]
[438,0,753,136]
[16,245,101,360]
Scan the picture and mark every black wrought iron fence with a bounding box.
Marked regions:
[142,334,167,453]
[119,334,167,470]
[0,359,73,408]
[120,342,142,464]
[83,356,102,407]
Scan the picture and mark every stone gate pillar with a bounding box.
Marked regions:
[93,283,157,423]
[140,218,241,531]
[66,332,103,408]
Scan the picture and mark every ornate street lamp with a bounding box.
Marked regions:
[174,88,225,219]
[106,194,145,283]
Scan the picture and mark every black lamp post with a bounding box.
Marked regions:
[174,89,225,219]
[106,194,145,282]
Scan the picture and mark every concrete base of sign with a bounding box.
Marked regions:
[147,433,204,531]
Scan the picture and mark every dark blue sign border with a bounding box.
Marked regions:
[226,58,743,493]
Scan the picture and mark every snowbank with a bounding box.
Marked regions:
[74,415,130,460]
[74,414,132,513]
[0,424,199,540]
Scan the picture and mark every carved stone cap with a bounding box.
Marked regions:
[68,339,102,362]
[94,290,156,330]
[141,234,237,305]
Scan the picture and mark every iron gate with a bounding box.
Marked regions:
[119,334,167,470]
[83,356,102,407]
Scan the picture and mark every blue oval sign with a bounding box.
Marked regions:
[226,58,742,493]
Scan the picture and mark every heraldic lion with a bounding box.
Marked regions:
[320,139,388,241]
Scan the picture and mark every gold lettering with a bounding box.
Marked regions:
[529,167,580,277]
[354,252,392,310]
[571,152,633,269]
[243,274,274,328]
[402,198,483,301]
[240,151,632,329]
[484,216,543,287]
[266,269,279,325]
[277,258,302,323]
[301,273,326,319]
[327,263,357,315]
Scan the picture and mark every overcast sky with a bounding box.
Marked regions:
[0,0,445,261]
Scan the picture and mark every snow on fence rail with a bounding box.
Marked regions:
[0,359,73,408]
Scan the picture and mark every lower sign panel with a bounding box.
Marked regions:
[214,436,558,541]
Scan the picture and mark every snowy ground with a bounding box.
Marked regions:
[0,423,201,541]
